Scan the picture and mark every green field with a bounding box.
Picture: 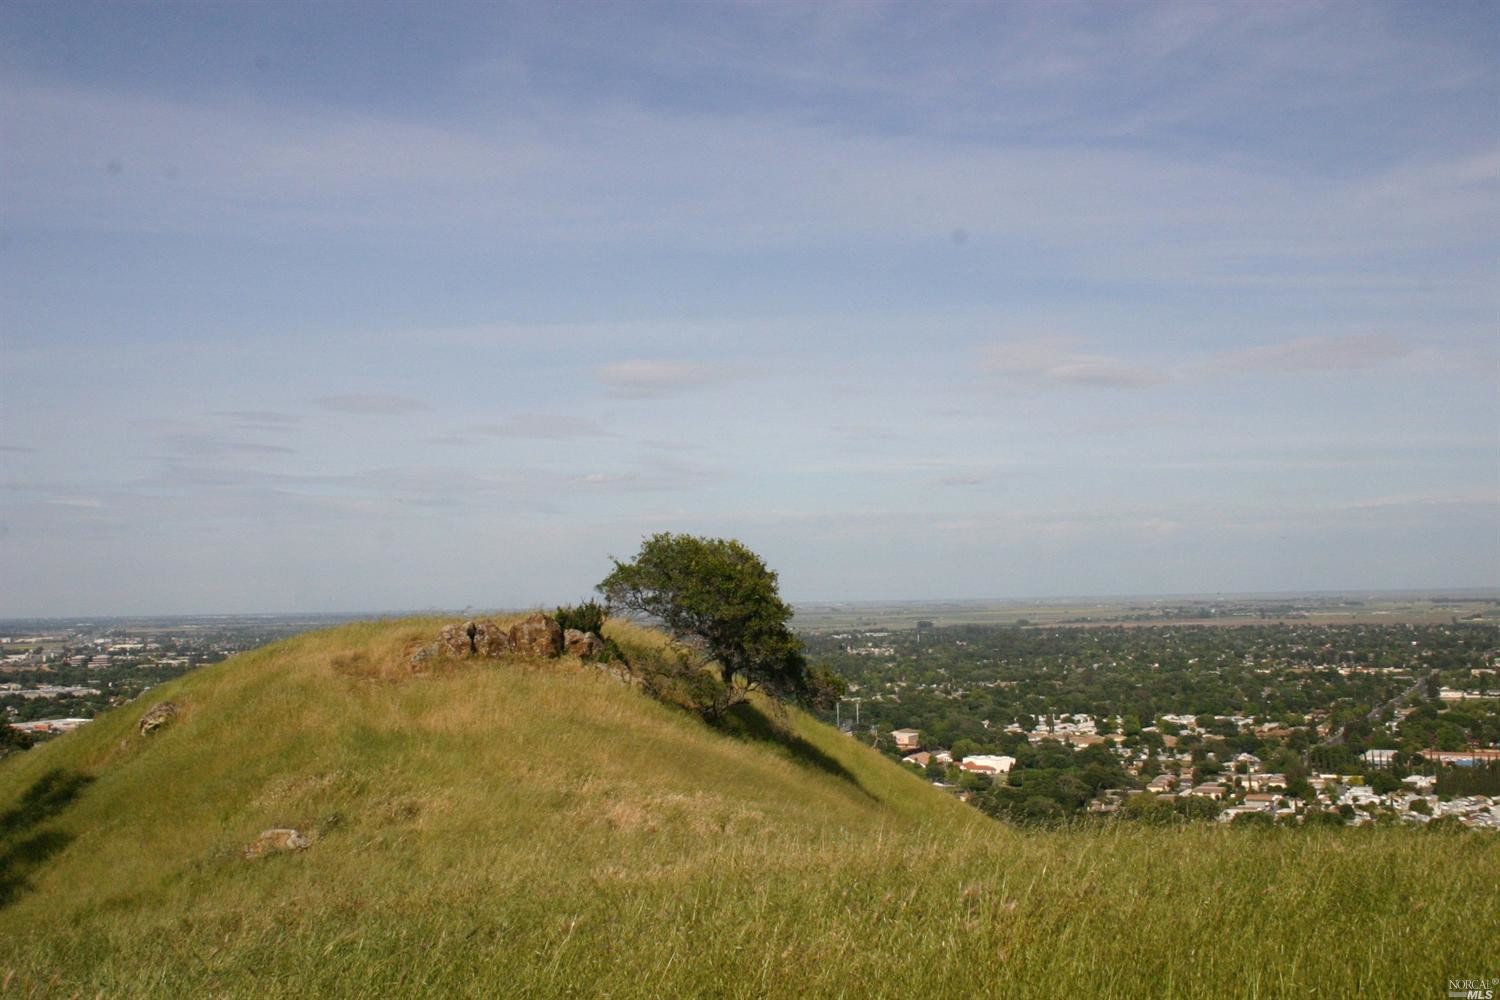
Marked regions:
[1,618,1494,997]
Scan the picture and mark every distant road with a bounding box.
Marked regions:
[1325,669,1439,748]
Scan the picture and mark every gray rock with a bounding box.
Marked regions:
[473,619,514,657]
[564,629,606,658]
[597,662,639,688]
[438,621,477,657]
[510,613,564,658]
[243,828,312,859]
[425,615,564,663]
[138,701,178,737]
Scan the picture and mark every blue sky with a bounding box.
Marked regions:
[1,1,1496,615]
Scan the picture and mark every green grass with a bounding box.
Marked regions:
[1,618,1494,998]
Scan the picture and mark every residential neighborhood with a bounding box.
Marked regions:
[1,613,364,749]
[808,618,1500,831]
[888,708,1500,830]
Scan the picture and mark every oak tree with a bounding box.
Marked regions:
[598,533,810,717]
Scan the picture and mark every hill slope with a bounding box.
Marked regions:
[1,618,1495,998]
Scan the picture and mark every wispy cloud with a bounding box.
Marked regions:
[981,337,1169,389]
[211,410,303,430]
[1209,334,1413,374]
[980,333,1424,390]
[42,496,104,509]
[566,455,717,494]
[312,393,428,415]
[141,461,551,513]
[2,3,1496,613]
[5,71,1495,306]
[831,423,899,443]
[468,414,611,440]
[135,450,718,511]
[595,360,753,399]
[161,433,295,459]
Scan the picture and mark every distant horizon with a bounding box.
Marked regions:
[4,585,1497,624]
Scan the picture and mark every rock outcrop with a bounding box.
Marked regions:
[564,628,606,658]
[244,828,312,860]
[409,613,613,673]
[138,701,178,737]
[438,621,477,657]
[597,661,638,688]
[474,620,514,656]
[509,613,563,658]
[435,619,515,658]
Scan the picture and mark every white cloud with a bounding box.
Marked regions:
[594,360,750,399]
[43,497,104,509]
[980,337,1169,389]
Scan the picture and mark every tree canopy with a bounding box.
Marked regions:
[597,533,812,715]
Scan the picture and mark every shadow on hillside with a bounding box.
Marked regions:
[0,768,93,908]
[713,702,876,801]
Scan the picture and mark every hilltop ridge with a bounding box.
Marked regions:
[0,614,969,879]
[1,617,1495,998]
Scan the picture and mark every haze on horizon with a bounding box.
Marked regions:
[1,1,1497,617]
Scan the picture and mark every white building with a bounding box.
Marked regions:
[891,729,922,751]
[959,755,1016,775]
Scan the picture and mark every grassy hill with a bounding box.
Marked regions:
[1,618,1495,998]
